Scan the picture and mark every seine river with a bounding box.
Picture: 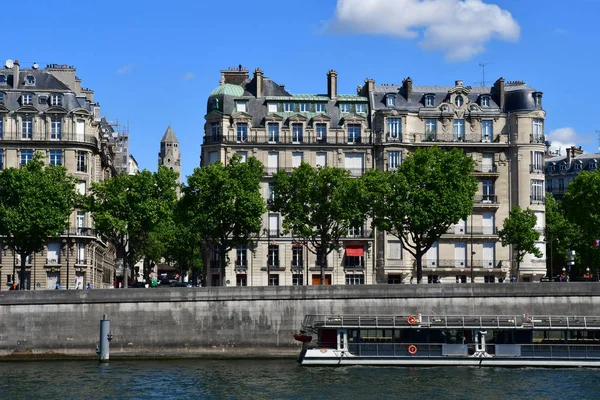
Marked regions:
[0,359,598,399]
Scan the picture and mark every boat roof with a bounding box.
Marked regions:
[301,315,600,331]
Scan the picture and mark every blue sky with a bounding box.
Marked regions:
[4,0,599,179]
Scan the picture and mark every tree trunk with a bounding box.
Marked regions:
[416,253,423,284]
[318,248,325,285]
[19,251,27,290]
[516,260,520,283]
[219,248,227,287]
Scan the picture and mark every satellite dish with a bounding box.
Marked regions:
[32,63,39,70]
[5,59,13,68]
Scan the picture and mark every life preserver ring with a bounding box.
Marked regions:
[408,345,417,355]
[407,316,417,325]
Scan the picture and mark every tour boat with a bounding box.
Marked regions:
[295,314,600,367]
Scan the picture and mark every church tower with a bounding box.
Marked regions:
[158,125,181,197]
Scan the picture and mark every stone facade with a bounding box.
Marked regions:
[0,59,116,291]
[200,67,547,286]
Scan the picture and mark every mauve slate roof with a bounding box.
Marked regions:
[545,153,600,174]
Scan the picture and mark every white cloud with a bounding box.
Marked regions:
[117,64,133,74]
[547,127,582,155]
[328,0,520,61]
[181,72,195,80]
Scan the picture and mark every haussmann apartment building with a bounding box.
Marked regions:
[200,66,547,287]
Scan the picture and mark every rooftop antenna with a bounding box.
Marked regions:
[475,62,494,86]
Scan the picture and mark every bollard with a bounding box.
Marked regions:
[98,314,113,363]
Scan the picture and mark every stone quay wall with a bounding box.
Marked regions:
[0,284,599,359]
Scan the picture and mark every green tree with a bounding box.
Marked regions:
[0,153,77,289]
[498,206,542,281]
[364,147,477,283]
[545,194,581,277]
[164,202,203,283]
[563,170,600,276]
[86,166,179,287]
[181,155,264,286]
[271,163,367,284]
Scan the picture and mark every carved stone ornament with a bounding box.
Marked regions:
[442,118,450,133]
[455,109,465,119]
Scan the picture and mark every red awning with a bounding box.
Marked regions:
[346,246,364,257]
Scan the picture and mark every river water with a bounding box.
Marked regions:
[0,359,597,399]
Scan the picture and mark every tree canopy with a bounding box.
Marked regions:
[545,194,581,277]
[180,155,264,286]
[364,146,477,283]
[271,163,367,284]
[86,166,179,287]
[0,153,77,289]
[498,206,541,281]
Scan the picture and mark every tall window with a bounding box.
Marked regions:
[0,118,3,139]
[236,246,247,268]
[316,123,327,142]
[558,178,565,192]
[284,103,294,112]
[49,150,62,166]
[268,245,279,268]
[267,103,277,113]
[292,274,304,286]
[20,149,33,165]
[267,123,279,143]
[482,180,495,202]
[425,119,436,140]
[531,179,544,202]
[453,119,465,141]
[210,123,220,141]
[22,116,33,139]
[356,104,366,113]
[292,123,303,143]
[269,274,280,286]
[51,118,62,140]
[531,151,544,173]
[481,120,493,142]
[77,151,87,172]
[300,103,309,112]
[292,246,303,268]
[236,123,248,142]
[532,119,544,140]
[388,151,401,170]
[348,124,361,143]
[316,103,326,113]
[0,149,3,170]
[268,182,275,202]
[387,118,401,140]
[236,274,247,286]
[0,92,3,104]
[340,103,350,113]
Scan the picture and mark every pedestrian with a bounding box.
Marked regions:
[87,283,91,290]
[55,282,61,290]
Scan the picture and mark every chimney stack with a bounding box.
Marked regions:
[220,64,249,86]
[566,146,573,165]
[254,68,264,98]
[402,77,413,101]
[494,77,505,109]
[13,59,20,89]
[360,78,375,96]
[327,70,338,99]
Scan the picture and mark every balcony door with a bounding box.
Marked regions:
[454,242,466,268]
[426,242,438,267]
[483,242,495,268]
[482,153,494,172]
[268,152,279,174]
[76,119,85,142]
[482,212,494,234]
[344,153,364,177]
[482,180,494,203]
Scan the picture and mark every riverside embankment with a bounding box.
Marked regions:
[0,283,598,359]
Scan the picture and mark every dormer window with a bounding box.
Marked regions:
[0,74,6,84]
[316,103,326,113]
[284,103,294,112]
[235,101,247,113]
[267,103,277,113]
[455,95,464,107]
[50,94,62,106]
[340,103,350,113]
[424,94,435,107]
[575,161,583,170]
[533,92,543,107]
[0,92,3,104]
[24,74,35,86]
[22,93,32,105]
[590,161,597,170]
[548,165,555,172]
[387,94,396,107]
[300,103,309,112]
[38,95,48,104]
[560,163,567,171]
[481,95,490,107]
[356,103,366,113]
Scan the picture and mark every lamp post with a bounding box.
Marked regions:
[264,227,271,286]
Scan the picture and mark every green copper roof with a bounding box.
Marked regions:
[338,95,369,102]
[266,95,329,101]
[210,84,245,97]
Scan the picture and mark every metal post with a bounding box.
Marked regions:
[66,228,70,290]
[98,314,112,363]
[266,227,271,286]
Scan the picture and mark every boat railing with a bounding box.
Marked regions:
[312,342,600,359]
[301,315,600,331]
